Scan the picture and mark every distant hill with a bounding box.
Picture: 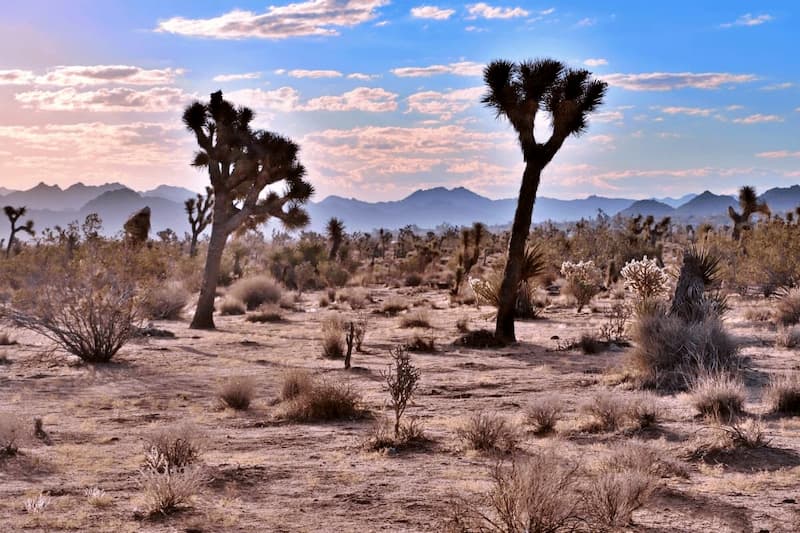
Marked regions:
[5,181,800,237]
[619,199,675,218]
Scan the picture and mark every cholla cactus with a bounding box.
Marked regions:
[620,256,669,303]
[560,260,603,312]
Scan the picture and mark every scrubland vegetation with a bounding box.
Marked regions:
[2,87,800,532]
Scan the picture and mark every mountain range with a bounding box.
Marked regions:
[1,182,800,237]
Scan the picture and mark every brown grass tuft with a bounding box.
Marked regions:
[227,275,282,310]
[280,378,363,421]
[457,412,519,453]
[218,376,256,410]
[689,372,746,421]
[765,373,800,415]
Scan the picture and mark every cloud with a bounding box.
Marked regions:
[592,110,625,123]
[760,82,794,91]
[576,17,596,27]
[583,58,608,67]
[756,150,800,159]
[726,104,744,111]
[212,72,262,82]
[0,69,37,85]
[720,13,772,28]
[15,87,192,112]
[657,106,715,117]
[304,87,397,112]
[155,0,388,40]
[604,72,757,91]
[347,72,378,80]
[732,114,783,124]
[287,69,343,78]
[466,3,528,19]
[410,6,455,20]
[391,61,483,77]
[406,87,483,119]
[227,86,397,113]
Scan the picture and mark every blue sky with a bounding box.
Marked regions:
[0,1,797,200]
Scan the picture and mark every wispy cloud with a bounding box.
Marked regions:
[227,86,398,113]
[286,69,343,78]
[732,113,783,124]
[576,17,596,27]
[347,72,379,80]
[410,6,455,20]
[605,71,757,91]
[15,87,192,112]
[657,106,715,116]
[720,13,772,28]
[406,87,483,119]
[466,3,528,19]
[212,72,262,82]
[0,65,184,86]
[583,58,608,67]
[756,150,800,159]
[155,1,388,40]
[391,61,483,77]
[760,82,794,91]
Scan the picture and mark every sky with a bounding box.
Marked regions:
[0,1,797,201]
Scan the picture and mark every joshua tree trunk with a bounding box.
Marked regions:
[495,163,541,342]
[189,234,200,258]
[190,202,229,329]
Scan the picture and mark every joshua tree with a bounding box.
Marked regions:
[123,206,151,247]
[184,90,313,329]
[185,186,214,257]
[326,217,345,261]
[452,222,486,295]
[3,206,34,257]
[482,59,607,342]
[728,186,770,241]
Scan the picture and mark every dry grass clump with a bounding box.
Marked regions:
[444,451,582,533]
[139,466,206,517]
[364,417,428,452]
[774,287,800,326]
[625,392,662,431]
[602,441,688,479]
[775,325,800,348]
[687,419,770,461]
[525,396,562,435]
[280,377,363,422]
[321,316,345,358]
[406,334,436,353]
[0,331,16,346]
[629,308,740,389]
[142,423,201,473]
[721,418,770,449]
[339,287,370,310]
[578,333,604,354]
[584,470,657,529]
[379,296,408,316]
[743,306,772,323]
[400,309,432,328]
[84,487,112,508]
[280,368,314,401]
[24,493,51,514]
[581,392,629,432]
[217,376,256,410]
[765,373,800,415]
[0,412,25,456]
[141,280,189,320]
[457,412,520,454]
[218,296,246,316]
[455,329,507,349]
[227,275,282,310]
[689,372,746,421]
[246,305,284,323]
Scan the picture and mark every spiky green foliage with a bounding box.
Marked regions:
[326,217,345,261]
[728,186,770,241]
[669,247,726,322]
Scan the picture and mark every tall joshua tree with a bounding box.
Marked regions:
[483,59,607,342]
[728,185,770,241]
[4,206,35,257]
[185,186,214,257]
[184,91,313,329]
[326,217,345,261]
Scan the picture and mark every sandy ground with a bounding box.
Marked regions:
[1,288,799,532]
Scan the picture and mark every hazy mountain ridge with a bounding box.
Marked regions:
[2,183,800,236]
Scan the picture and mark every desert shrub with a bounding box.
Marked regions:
[584,470,657,530]
[24,493,51,514]
[456,329,507,349]
[766,373,800,415]
[318,295,330,307]
[227,275,282,310]
[525,396,562,435]
[0,332,15,346]
[469,276,547,319]
[339,287,369,310]
[406,334,436,353]
[280,369,314,401]
[281,378,362,421]
[690,372,746,420]
[775,326,800,348]
[625,393,662,430]
[3,255,141,363]
[400,310,431,329]
[581,392,628,432]
[628,305,740,389]
[774,287,800,326]
[364,416,427,451]
[445,451,582,533]
[720,418,769,449]
[143,424,201,473]
[218,376,256,410]
[139,466,205,516]
[603,441,687,479]
[246,305,283,323]
[560,260,603,312]
[321,316,345,358]
[578,333,603,354]
[141,280,189,320]
[84,487,112,508]
[353,312,368,351]
[0,412,24,456]
[744,306,772,323]
[456,317,470,333]
[620,256,669,306]
[379,297,408,316]
[457,412,519,453]
[218,296,246,316]
[381,347,421,438]
[405,273,423,287]
[597,302,631,343]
